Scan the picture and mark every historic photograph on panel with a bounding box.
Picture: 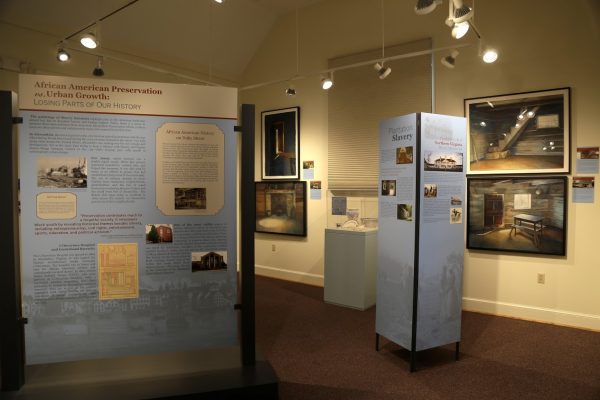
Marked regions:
[396,146,414,164]
[174,188,206,210]
[255,181,307,236]
[424,183,437,198]
[467,176,567,255]
[381,180,396,196]
[191,251,227,272]
[261,107,300,180]
[424,151,463,172]
[450,207,463,224]
[98,243,139,300]
[37,156,87,188]
[397,204,413,221]
[145,224,173,244]
[465,88,570,175]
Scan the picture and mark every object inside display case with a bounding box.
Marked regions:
[327,190,378,231]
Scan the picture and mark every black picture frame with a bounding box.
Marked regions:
[467,176,567,256]
[255,181,307,236]
[465,88,570,175]
[261,107,300,180]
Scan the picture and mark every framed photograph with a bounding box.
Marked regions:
[261,107,300,180]
[467,176,567,255]
[465,88,570,175]
[255,181,307,236]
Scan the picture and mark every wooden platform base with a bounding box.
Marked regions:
[1,347,278,400]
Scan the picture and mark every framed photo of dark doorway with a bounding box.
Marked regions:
[255,181,307,236]
[467,176,567,256]
[261,107,300,180]
[465,88,570,175]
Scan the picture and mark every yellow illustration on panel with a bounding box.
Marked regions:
[98,243,139,300]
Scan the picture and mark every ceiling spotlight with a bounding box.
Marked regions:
[452,0,473,23]
[451,21,470,39]
[374,62,391,80]
[80,32,98,49]
[518,113,525,120]
[515,123,520,128]
[527,111,535,118]
[482,48,498,63]
[56,47,70,62]
[93,56,104,76]
[285,86,296,96]
[549,141,555,146]
[480,121,486,127]
[414,0,442,15]
[441,49,459,69]
[213,0,224,3]
[321,74,333,90]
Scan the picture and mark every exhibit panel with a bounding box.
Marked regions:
[416,113,466,351]
[18,74,238,364]
[376,113,418,351]
[376,113,466,368]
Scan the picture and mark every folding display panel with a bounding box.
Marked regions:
[376,113,466,371]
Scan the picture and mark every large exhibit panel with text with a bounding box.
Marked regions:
[18,74,238,364]
[376,112,466,370]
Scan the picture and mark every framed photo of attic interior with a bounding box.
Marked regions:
[465,88,570,175]
[466,176,567,256]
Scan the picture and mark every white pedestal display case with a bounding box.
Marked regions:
[324,228,377,310]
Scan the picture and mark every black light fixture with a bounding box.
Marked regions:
[441,49,459,69]
[285,86,296,96]
[56,46,70,62]
[452,0,473,23]
[93,56,104,76]
[375,0,391,80]
[414,0,442,15]
[80,31,99,49]
[321,72,333,90]
[374,62,392,79]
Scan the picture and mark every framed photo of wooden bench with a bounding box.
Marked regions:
[467,176,567,255]
[465,88,570,175]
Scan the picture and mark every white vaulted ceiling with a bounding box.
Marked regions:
[0,0,323,86]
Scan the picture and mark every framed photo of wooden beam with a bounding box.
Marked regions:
[261,107,300,180]
[465,88,570,175]
[467,176,567,255]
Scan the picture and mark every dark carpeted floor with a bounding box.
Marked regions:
[255,276,600,400]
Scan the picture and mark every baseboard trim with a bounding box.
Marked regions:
[463,297,600,332]
[255,264,324,287]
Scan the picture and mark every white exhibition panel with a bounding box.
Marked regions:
[376,113,466,353]
[18,74,238,364]
[376,113,418,350]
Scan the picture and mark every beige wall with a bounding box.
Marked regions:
[241,0,600,330]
